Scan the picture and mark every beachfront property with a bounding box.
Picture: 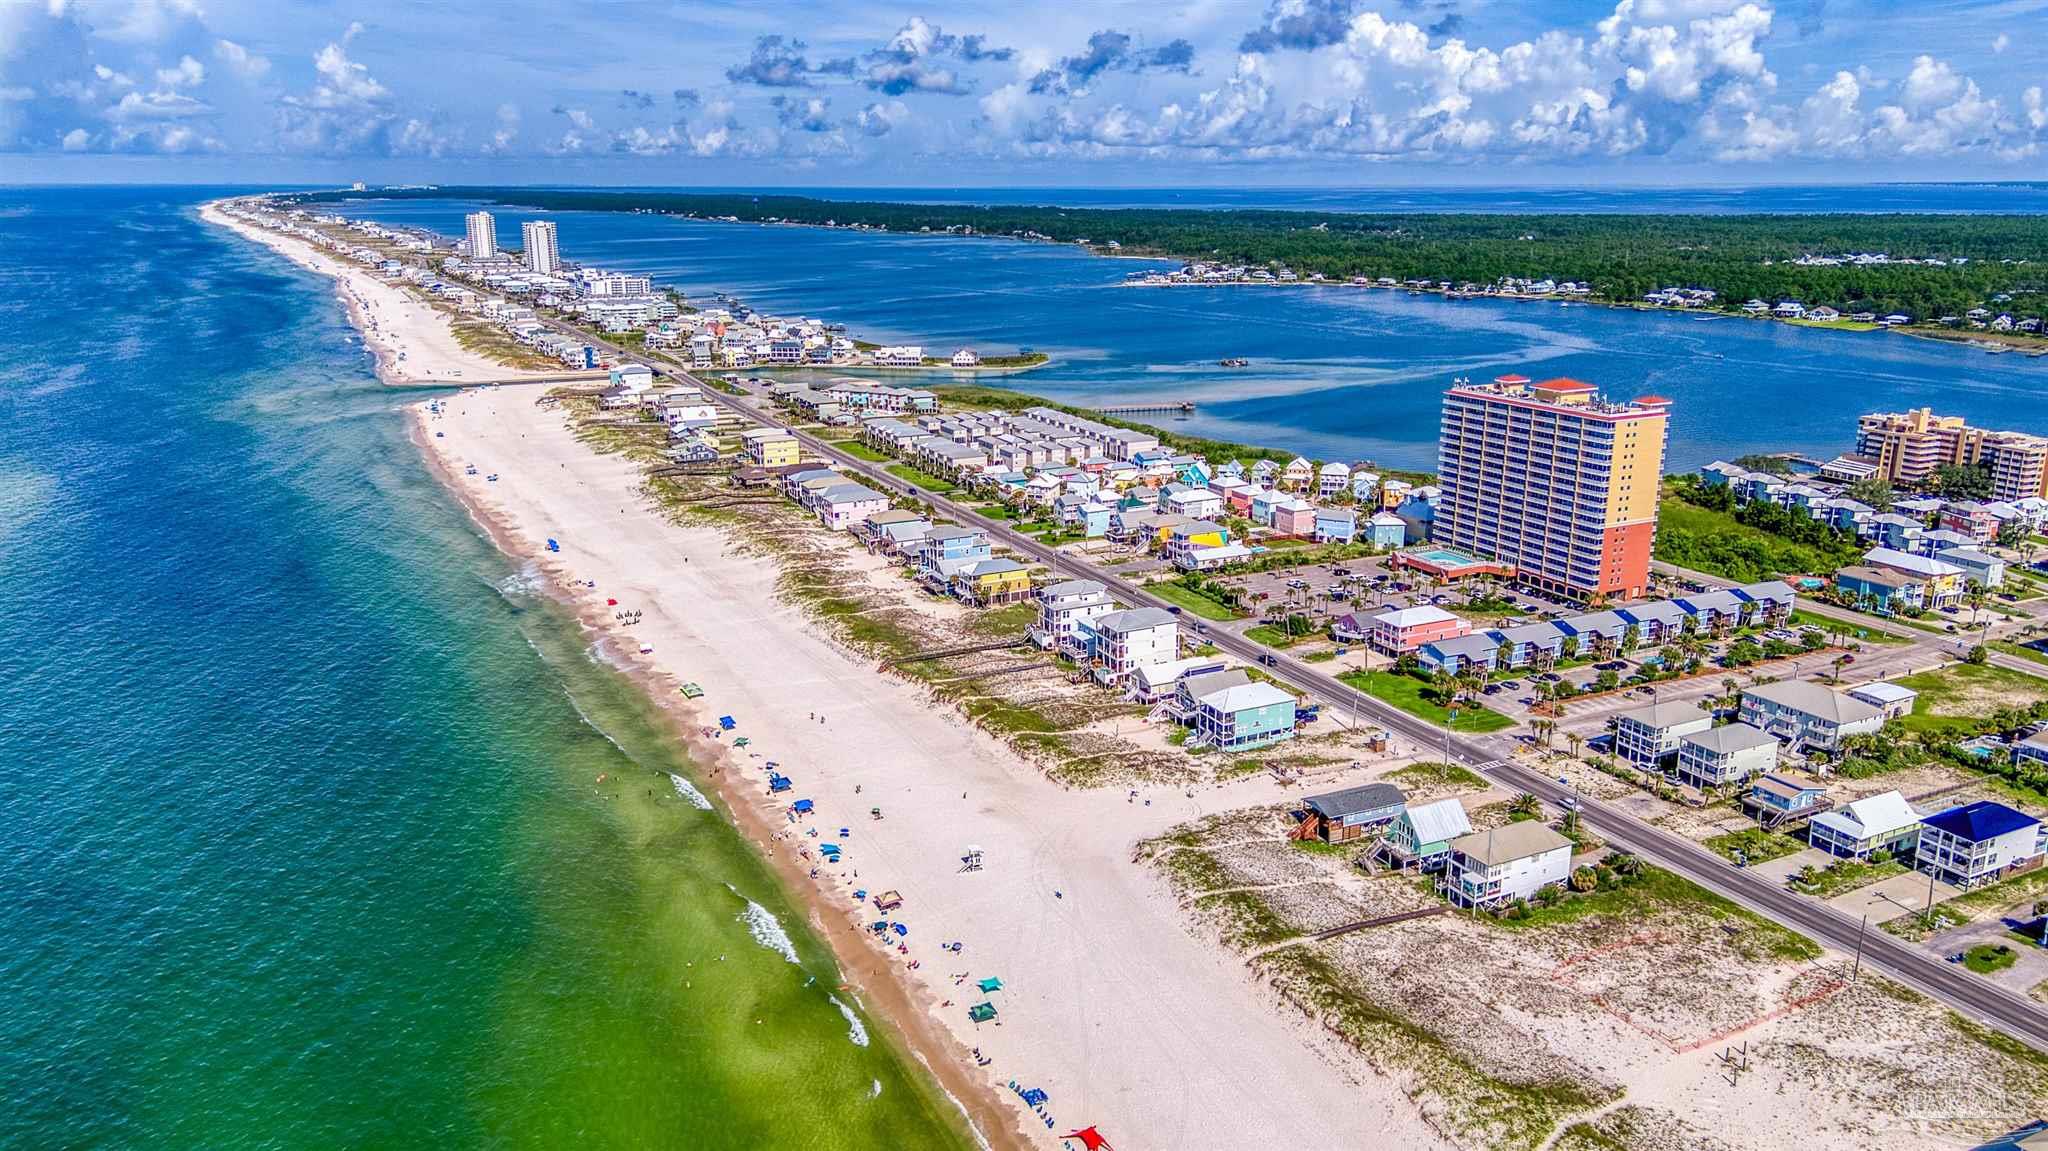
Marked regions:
[1367,605,1469,656]
[1435,375,1670,601]
[1738,680,1885,754]
[813,481,891,531]
[1673,722,1779,789]
[1747,773,1830,826]
[1914,801,2044,889]
[1185,675,1299,750]
[741,427,802,468]
[1084,607,1180,685]
[1126,656,1230,703]
[1032,579,1117,651]
[861,508,933,555]
[1296,782,1406,844]
[1439,822,1574,909]
[1613,700,1714,771]
[916,525,993,587]
[950,557,1033,606]
[1808,791,1922,860]
[1376,797,1474,871]
[1845,681,1920,721]
[1317,461,1351,497]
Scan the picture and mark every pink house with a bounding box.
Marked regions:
[1227,484,1265,516]
[1272,496,1318,537]
[1369,605,1470,656]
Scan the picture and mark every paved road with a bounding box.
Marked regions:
[555,325,2048,1054]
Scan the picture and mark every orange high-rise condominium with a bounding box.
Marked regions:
[1436,375,1670,601]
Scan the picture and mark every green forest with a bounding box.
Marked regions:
[295,187,2048,323]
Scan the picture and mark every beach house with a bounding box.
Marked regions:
[741,427,802,468]
[1164,486,1223,521]
[1368,605,1469,656]
[1317,461,1352,497]
[1031,579,1117,651]
[916,526,993,587]
[862,509,933,556]
[1614,700,1714,771]
[1085,607,1180,685]
[1833,565,1923,614]
[1738,681,1885,754]
[1746,773,1830,826]
[1417,633,1502,675]
[950,557,1033,606]
[1914,801,2043,888]
[813,482,891,531]
[1439,823,1573,908]
[1188,679,1299,751]
[1935,547,2006,589]
[1377,797,1473,871]
[1313,507,1357,544]
[1281,457,1314,491]
[1297,783,1405,844]
[1272,496,1318,538]
[1366,512,1406,549]
[1808,791,1921,859]
[1862,547,1965,608]
[1673,723,1778,789]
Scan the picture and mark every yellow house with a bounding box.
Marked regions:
[742,427,801,468]
[952,558,1034,605]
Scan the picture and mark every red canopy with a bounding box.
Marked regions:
[1062,1128,1112,1151]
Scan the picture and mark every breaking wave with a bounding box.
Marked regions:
[669,773,712,810]
[831,995,871,1047]
[731,889,800,965]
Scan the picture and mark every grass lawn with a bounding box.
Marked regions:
[1994,640,2048,668]
[1964,943,2020,974]
[1705,827,1805,866]
[1146,581,1244,621]
[1792,608,1908,645]
[833,440,890,463]
[1387,761,1489,791]
[1337,670,1514,733]
[1885,867,2048,941]
[1654,496,1860,582]
[1788,856,1908,898]
[1244,624,1301,648]
[1893,662,2048,736]
[885,463,957,494]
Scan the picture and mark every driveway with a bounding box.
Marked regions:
[1749,846,1832,886]
[1925,915,2048,994]
[1832,869,1964,924]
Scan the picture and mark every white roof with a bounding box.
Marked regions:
[1405,798,1472,844]
[1864,546,1964,579]
[1198,681,1297,713]
[1374,605,1460,629]
[1744,680,1883,724]
[1846,682,1917,706]
[1810,791,1920,840]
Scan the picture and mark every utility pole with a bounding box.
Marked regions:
[1851,912,1868,981]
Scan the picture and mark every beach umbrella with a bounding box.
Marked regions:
[1062,1127,1113,1151]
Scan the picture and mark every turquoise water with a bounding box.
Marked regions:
[0,188,967,1148]
[335,197,2048,473]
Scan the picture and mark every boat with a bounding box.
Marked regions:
[1218,358,1250,368]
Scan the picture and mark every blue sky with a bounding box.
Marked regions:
[4,0,2046,184]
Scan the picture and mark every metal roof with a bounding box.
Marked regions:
[1305,783,1406,820]
[1921,800,2039,843]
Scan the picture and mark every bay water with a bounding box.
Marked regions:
[338,195,2048,473]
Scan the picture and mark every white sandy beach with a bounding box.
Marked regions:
[201,201,579,386]
[413,384,1450,1150]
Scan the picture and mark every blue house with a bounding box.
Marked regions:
[1314,507,1357,544]
[1366,511,1406,549]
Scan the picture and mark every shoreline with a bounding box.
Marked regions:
[405,414,1024,1149]
[201,199,601,386]
[405,382,1445,1150]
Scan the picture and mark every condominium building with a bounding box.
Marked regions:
[1855,408,2048,500]
[1436,375,1670,601]
[521,219,559,275]
[464,211,497,260]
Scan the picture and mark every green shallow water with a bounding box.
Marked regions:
[0,187,969,1149]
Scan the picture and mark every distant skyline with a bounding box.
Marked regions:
[6,1,2047,185]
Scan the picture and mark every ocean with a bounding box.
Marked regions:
[338,195,2048,472]
[0,187,967,1149]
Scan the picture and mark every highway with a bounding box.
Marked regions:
[552,321,2048,1054]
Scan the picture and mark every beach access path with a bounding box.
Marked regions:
[416,385,1451,1151]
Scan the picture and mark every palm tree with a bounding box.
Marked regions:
[1608,852,1645,878]
[1831,653,1850,684]
[1508,792,1542,818]
[1566,732,1584,758]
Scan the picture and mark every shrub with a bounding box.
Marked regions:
[1569,867,1598,893]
